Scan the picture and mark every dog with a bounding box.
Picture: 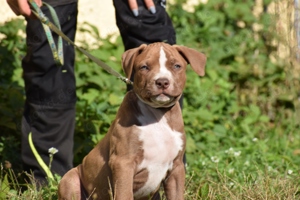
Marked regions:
[58,42,206,200]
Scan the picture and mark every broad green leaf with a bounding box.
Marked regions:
[0,174,10,199]
[186,136,197,153]
[198,109,214,121]
[108,93,122,106]
[213,124,227,136]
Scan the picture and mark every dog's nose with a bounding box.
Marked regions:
[155,78,170,89]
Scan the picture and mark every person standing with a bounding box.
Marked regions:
[7,0,79,185]
[6,0,165,185]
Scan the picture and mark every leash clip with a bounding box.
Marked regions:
[120,77,133,85]
[40,14,49,24]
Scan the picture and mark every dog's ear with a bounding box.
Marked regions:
[173,45,206,76]
[122,44,147,79]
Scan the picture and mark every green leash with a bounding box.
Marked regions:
[29,0,63,66]
[28,0,133,85]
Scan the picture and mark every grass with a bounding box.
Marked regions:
[0,165,59,200]
[184,170,300,200]
[2,128,300,200]
[1,165,299,199]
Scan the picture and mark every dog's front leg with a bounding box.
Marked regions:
[109,158,135,200]
[163,160,185,200]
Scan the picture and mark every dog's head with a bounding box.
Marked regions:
[122,42,206,108]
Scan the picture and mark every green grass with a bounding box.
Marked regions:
[185,171,300,199]
[1,166,299,199]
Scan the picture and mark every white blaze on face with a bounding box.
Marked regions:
[155,46,172,80]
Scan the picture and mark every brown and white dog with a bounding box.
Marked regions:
[58,42,206,200]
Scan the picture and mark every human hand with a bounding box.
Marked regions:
[128,0,156,16]
[7,0,42,18]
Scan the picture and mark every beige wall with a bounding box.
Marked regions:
[0,0,119,39]
[0,0,202,38]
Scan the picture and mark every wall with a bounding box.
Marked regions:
[0,0,119,40]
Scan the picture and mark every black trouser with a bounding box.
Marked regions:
[21,3,78,183]
[113,0,176,51]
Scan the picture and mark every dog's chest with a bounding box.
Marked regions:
[134,103,183,198]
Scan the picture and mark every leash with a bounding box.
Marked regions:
[30,0,63,66]
[28,0,133,85]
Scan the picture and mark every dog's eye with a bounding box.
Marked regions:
[140,65,149,70]
[174,64,181,69]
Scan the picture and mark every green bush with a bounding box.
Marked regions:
[168,0,300,196]
[0,19,25,171]
[72,23,126,164]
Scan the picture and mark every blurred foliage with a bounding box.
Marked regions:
[0,0,300,198]
[0,19,25,170]
[72,23,126,164]
[168,0,300,194]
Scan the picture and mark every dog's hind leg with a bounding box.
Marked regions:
[58,167,84,200]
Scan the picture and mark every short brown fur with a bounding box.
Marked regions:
[58,43,206,200]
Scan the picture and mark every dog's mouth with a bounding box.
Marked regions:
[135,87,182,108]
[147,93,181,108]
[151,93,174,103]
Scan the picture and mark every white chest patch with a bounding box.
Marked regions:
[134,101,183,198]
